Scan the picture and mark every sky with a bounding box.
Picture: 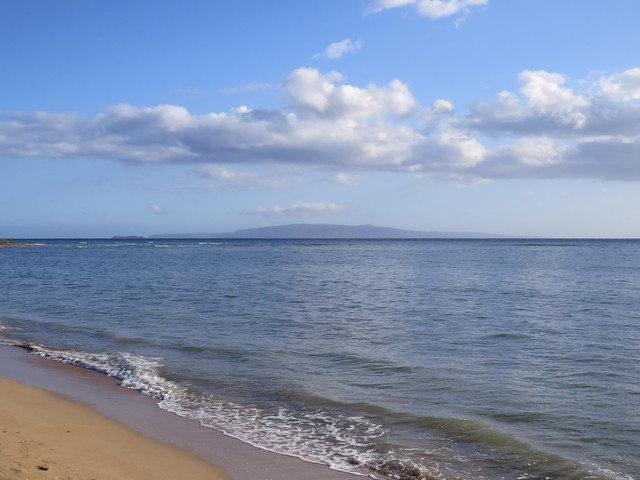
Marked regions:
[2,0,640,238]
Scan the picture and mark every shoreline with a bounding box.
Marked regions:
[0,344,363,480]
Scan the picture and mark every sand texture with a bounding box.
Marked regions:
[0,377,229,480]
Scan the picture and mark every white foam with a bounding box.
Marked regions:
[29,346,179,399]
[25,345,434,478]
[159,391,395,475]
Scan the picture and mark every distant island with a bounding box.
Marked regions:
[149,224,509,239]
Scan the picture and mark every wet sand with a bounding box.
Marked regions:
[0,377,229,479]
[0,345,362,480]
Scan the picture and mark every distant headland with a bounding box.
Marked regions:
[148,224,510,239]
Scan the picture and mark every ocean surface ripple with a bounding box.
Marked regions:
[1,239,638,480]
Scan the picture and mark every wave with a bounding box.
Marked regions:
[0,331,629,480]
[10,343,421,478]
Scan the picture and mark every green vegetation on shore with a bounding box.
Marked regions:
[0,239,42,246]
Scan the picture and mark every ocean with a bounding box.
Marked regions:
[0,238,638,480]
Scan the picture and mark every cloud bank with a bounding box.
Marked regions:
[3,67,640,182]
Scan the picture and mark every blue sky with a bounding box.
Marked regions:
[3,0,640,238]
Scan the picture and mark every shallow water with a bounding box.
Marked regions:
[1,239,638,479]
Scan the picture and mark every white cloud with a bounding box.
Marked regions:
[4,67,640,183]
[421,99,454,131]
[500,138,568,167]
[518,70,589,128]
[284,67,416,118]
[99,103,193,132]
[437,130,486,167]
[466,71,591,131]
[316,39,363,59]
[519,71,587,110]
[600,68,640,101]
[247,202,346,217]
[467,71,588,136]
[0,68,421,172]
[367,0,487,18]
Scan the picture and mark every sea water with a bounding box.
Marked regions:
[0,239,638,480]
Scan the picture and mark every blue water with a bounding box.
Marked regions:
[0,239,638,480]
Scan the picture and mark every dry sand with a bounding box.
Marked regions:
[0,377,229,480]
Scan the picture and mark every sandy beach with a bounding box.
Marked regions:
[0,345,361,480]
[0,377,229,480]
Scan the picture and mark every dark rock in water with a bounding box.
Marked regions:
[375,460,434,480]
[346,457,360,466]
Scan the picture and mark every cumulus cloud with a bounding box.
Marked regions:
[3,66,640,182]
[504,137,568,167]
[600,68,640,101]
[315,39,363,59]
[246,202,346,217]
[519,70,589,128]
[465,71,592,134]
[0,68,421,173]
[464,68,640,138]
[284,67,416,118]
[367,0,487,18]
[420,99,454,131]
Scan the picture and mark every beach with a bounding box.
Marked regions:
[0,345,362,480]
[0,377,229,480]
